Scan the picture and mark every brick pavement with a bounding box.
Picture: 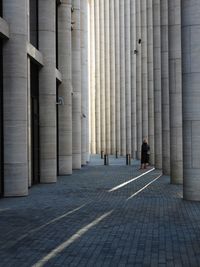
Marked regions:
[0,155,200,266]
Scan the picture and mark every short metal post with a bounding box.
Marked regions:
[116,150,118,158]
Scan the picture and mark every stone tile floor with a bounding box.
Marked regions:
[0,155,200,267]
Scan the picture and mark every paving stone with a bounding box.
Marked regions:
[0,155,200,266]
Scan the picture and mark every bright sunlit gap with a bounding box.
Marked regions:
[32,210,113,267]
[108,168,155,192]
[126,174,162,200]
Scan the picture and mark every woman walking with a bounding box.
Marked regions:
[140,138,150,169]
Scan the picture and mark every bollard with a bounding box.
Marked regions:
[116,150,118,158]
[104,154,109,165]
[126,154,131,165]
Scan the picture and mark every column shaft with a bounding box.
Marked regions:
[182,0,200,201]
[119,0,126,156]
[161,0,170,175]
[125,0,132,155]
[99,0,105,154]
[153,0,162,169]
[130,0,137,159]
[169,0,183,183]
[114,0,121,156]
[94,0,101,154]
[141,0,148,139]
[58,0,72,174]
[3,0,28,196]
[136,0,142,159]
[104,0,111,155]
[110,0,116,155]
[72,0,82,168]
[147,0,155,165]
[81,0,88,165]
[38,0,57,183]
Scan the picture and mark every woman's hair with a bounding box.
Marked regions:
[143,138,148,143]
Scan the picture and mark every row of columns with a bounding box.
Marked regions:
[3,0,89,196]
[89,0,200,201]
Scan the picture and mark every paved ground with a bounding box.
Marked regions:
[0,155,200,267]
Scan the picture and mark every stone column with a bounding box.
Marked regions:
[81,0,88,165]
[136,0,142,159]
[161,0,170,175]
[182,0,200,201]
[38,0,57,183]
[125,0,132,157]
[147,0,155,165]
[99,0,105,155]
[130,0,137,159]
[58,0,72,174]
[153,0,162,169]
[72,0,82,168]
[89,0,96,155]
[3,0,28,196]
[119,0,126,156]
[94,0,101,154]
[110,0,116,155]
[114,0,121,157]
[104,0,111,155]
[141,0,148,139]
[169,0,183,184]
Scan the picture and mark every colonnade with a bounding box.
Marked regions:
[89,0,200,201]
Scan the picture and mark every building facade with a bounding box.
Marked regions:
[1,0,200,202]
[0,0,89,197]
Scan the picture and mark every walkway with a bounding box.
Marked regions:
[0,155,200,267]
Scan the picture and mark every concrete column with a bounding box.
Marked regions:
[89,0,96,155]
[114,0,121,157]
[182,0,200,200]
[161,0,170,175]
[130,0,137,159]
[99,0,105,155]
[72,0,82,168]
[125,0,132,156]
[169,0,183,184]
[136,0,142,159]
[110,0,116,155]
[38,0,57,183]
[104,0,111,155]
[141,0,148,139]
[153,0,162,169]
[147,0,155,165]
[81,0,88,165]
[58,0,72,174]
[3,0,28,196]
[94,0,101,154]
[119,0,126,156]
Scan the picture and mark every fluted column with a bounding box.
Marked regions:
[99,0,105,155]
[153,0,162,169]
[104,0,111,155]
[72,0,82,169]
[81,0,88,165]
[125,0,132,156]
[94,0,101,154]
[3,0,28,196]
[58,0,72,174]
[141,0,148,139]
[110,0,116,155]
[169,0,183,184]
[38,0,57,183]
[161,0,170,175]
[114,0,121,157]
[136,0,142,159]
[130,0,137,159]
[182,0,200,200]
[119,0,126,156]
[147,0,155,165]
